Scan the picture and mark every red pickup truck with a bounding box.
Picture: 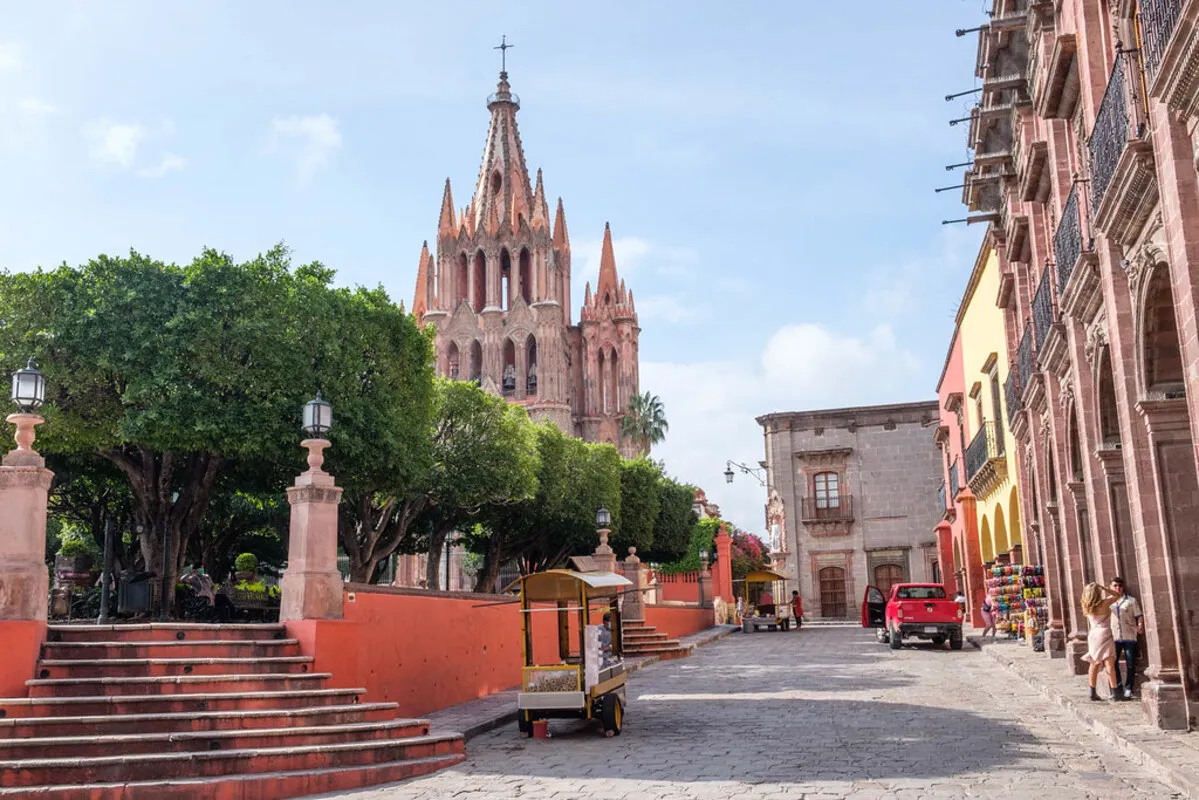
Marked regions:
[861,583,964,650]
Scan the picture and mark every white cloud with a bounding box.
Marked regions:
[17,98,56,116]
[644,322,925,536]
[136,152,187,179]
[268,113,342,182]
[577,234,651,282]
[635,295,697,324]
[0,42,24,73]
[82,120,146,168]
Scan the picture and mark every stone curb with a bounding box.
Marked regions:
[434,624,739,741]
[969,637,1199,797]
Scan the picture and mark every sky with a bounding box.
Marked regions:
[0,1,989,537]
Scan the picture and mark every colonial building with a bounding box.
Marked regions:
[934,243,1025,628]
[956,0,1199,729]
[412,69,641,456]
[758,403,943,619]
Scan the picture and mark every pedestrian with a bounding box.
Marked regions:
[735,596,744,622]
[980,595,997,640]
[1109,577,1143,699]
[790,590,804,630]
[954,590,966,617]
[1080,582,1124,701]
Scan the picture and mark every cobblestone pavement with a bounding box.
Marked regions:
[319,627,1185,799]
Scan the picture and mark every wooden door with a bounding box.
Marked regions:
[873,563,905,600]
[819,566,847,618]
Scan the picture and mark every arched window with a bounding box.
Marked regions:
[472,251,486,314]
[813,472,840,509]
[606,346,619,415]
[597,350,608,414]
[1097,347,1120,445]
[500,249,512,311]
[519,249,532,305]
[501,339,516,396]
[446,342,460,381]
[469,340,482,383]
[490,171,502,196]
[456,254,469,308]
[1067,406,1083,482]
[526,335,538,396]
[1144,267,1185,393]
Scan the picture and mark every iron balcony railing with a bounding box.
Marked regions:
[966,422,999,483]
[801,495,854,522]
[1004,369,1022,428]
[1017,323,1034,395]
[949,457,961,499]
[937,482,947,516]
[1090,53,1131,214]
[1054,183,1083,291]
[1032,267,1055,350]
[1140,0,1183,85]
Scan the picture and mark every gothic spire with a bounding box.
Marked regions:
[552,197,569,249]
[596,222,620,300]
[472,70,533,233]
[531,168,550,230]
[438,179,456,237]
[412,241,432,318]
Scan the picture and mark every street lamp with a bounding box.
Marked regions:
[303,391,333,438]
[725,460,766,487]
[11,358,45,412]
[595,506,611,529]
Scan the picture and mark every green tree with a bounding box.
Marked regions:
[659,517,723,574]
[611,458,661,556]
[620,391,668,455]
[644,476,697,564]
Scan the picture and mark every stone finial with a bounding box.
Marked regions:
[4,413,45,467]
[595,527,613,556]
[301,438,330,474]
[624,546,640,565]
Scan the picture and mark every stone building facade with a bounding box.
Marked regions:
[412,69,640,456]
[757,403,943,619]
[956,0,1199,729]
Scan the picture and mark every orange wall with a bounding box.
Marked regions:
[644,605,713,639]
[0,620,45,697]
[658,581,701,603]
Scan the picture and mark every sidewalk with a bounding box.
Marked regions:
[969,633,1199,796]
[427,624,739,739]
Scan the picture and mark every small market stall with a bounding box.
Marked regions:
[739,568,793,632]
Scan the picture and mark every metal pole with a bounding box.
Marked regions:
[98,517,115,624]
[159,518,171,621]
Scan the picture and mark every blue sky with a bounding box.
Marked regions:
[1,1,986,535]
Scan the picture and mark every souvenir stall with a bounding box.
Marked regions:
[984,565,1024,639]
[1020,565,1047,648]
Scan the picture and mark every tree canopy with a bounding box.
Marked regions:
[621,391,669,456]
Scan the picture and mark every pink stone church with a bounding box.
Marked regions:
[412,69,641,458]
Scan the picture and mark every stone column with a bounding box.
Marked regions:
[957,489,987,628]
[697,551,713,609]
[713,524,733,602]
[280,439,345,622]
[593,526,617,574]
[621,548,644,623]
[0,413,54,697]
[934,521,956,596]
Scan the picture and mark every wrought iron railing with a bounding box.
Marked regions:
[1017,323,1034,393]
[949,457,961,499]
[1090,53,1130,213]
[965,422,998,482]
[1140,0,1183,85]
[1032,268,1055,350]
[1004,369,1022,428]
[1054,183,1082,291]
[801,495,854,522]
[937,482,947,516]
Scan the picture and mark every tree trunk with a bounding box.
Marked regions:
[473,530,504,593]
[426,528,449,591]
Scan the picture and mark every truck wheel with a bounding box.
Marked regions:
[950,632,964,651]
[889,627,902,650]
[876,628,889,644]
[601,694,623,737]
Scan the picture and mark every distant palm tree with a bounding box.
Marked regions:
[621,391,668,455]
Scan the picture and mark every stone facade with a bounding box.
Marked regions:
[757,402,942,619]
[411,70,640,456]
[956,0,1199,730]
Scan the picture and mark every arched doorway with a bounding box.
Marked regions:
[980,515,994,562]
[873,563,904,599]
[501,339,516,396]
[819,567,847,618]
[994,504,1009,560]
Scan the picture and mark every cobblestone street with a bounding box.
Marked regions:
[319,627,1184,799]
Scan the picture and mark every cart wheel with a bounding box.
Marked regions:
[518,712,533,738]
[600,694,623,737]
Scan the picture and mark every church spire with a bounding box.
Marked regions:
[552,197,569,249]
[437,179,456,237]
[531,168,550,230]
[412,241,432,318]
[596,222,619,300]
[472,69,533,233]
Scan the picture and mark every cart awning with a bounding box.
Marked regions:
[503,569,633,602]
[743,569,789,583]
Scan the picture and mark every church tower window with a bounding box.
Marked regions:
[457,254,469,308]
[519,248,532,305]
[472,251,486,313]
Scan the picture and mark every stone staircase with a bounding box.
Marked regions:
[0,623,465,798]
[621,618,692,660]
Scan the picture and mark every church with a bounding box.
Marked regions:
[412,67,641,458]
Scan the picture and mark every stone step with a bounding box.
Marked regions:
[623,630,669,641]
[42,638,302,661]
[624,643,690,657]
[624,638,682,650]
[0,702,399,739]
[0,687,365,718]
[0,752,466,799]
[35,655,315,679]
[46,623,287,644]
[0,718,432,758]
[1,733,465,787]
[26,671,332,698]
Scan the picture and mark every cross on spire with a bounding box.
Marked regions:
[494,35,513,73]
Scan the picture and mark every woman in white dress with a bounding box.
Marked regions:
[1080,582,1124,701]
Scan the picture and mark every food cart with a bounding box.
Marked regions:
[740,568,793,632]
[506,569,633,738]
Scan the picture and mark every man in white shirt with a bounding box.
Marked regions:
[1109,577,1143,699]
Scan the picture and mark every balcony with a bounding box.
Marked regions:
[1032,267,1055,351]
[937,482,947,518]
[1004,369,1022,429]
[800,496,855,533]
[1141,0,1184,87]
[1017,324,1034,398]
[1090,52,1158,246]
[1036,33,1079,120]
[1053,183,1083,292]
[965,422,1008,497]
[1018,140,1049,201]
[949,457,961,500]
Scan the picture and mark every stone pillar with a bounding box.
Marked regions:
[592,526,617,574]
[934,521,956,596]
[697,551,713,609]
[622,548,644,623]
[280,439,345,622]
[713,524,733,603]
[957,489,987,628]
[0,413,54,697]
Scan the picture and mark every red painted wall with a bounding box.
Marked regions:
[657,580,700,604]
[644,605,713,639]
[0,620,45,697]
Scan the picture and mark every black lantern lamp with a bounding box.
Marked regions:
[724,465,735,484]
[11,358,46,414]
[595,506,611,529]
[302,391,333,438]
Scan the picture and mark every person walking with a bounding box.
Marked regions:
[1109,577,1143,699]
[1080,582,1124,701]
[980,595,997,640]
[790,590,804,630]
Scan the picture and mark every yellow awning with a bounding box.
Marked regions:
[503,569,633,603]
[743,569,788,584]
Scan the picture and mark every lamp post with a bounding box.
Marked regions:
[8,358,46,458]
[724,460,766,487]
[302,391,333,470]
[595,506,613,557]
